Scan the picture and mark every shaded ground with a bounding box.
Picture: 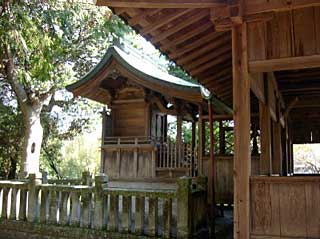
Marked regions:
[214,209,233,239]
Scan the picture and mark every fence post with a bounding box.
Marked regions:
[177,176,192,239]
[27,173,41,222]
[195,176,209,232]
[93,174,108,229]
[81,171,92,228]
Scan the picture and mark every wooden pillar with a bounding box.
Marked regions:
[281,126,288,175]
[191,120,196,176]
[177,115,183,161]
[272,100,283,175]
[208,101,216,231]
[198,106,204,175]
[259,100,272,175]
[191,121,196,150]
[232,22,251,239]
[101,107,107,173]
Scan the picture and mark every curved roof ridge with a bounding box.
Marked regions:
[67,44,201,92]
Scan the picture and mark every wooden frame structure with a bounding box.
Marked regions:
[91,1,320,238]
[67,44,233,184]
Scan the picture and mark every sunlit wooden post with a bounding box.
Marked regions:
[232,21,251,239]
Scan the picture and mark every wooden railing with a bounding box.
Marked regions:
[102,137,198,179]
[0,173,208,238]
[103,136,157,146]
[157,140,197,177]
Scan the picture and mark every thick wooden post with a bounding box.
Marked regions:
[259,100,272,175]
[232,22,251,239]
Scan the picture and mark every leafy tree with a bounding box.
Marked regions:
[0,0,129,177]
[0,81,23,179]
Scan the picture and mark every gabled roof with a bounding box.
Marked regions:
[66,44,232,114]
[68,44,200,91]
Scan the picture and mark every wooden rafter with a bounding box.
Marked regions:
[191,55,231,76]
[201,64,232,83]
[96,0,226,8]
[141,9,193,35]
[177,42,231,65]
[169,32,225,58]
[152,9,208,43]
[128,8,162,26]
[161,22,212,51]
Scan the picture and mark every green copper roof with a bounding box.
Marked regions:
[67,44,201,93]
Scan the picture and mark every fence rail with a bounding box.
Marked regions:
[0,173,208,239]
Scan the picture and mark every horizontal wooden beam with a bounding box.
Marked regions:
[249,55,320,73]
[245,0,320,15]
[96,0,225,8]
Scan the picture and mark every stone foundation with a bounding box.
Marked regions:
[0,220,147,239]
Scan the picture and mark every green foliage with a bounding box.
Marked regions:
[0,0,129,91]
[167,62,197,83]
[0,82,22,179]
[0,0,131,177]
[59,131,101,178]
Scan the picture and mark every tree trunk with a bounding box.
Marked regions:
[20,103,43,177]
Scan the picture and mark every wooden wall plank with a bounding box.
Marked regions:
[248,22,266,61]
[250,182,281,236]
[279,184,307,237]
[305,183,320,238]
[251,177,320,238]
[265,183,280,236]
[266,11,293,59]
[293,7,316,56]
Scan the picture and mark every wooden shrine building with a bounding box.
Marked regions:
[86,1,320,239]
[67,44,232,183]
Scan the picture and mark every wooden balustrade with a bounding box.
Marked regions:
[157,140,198,177]
[0,173,208,238]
